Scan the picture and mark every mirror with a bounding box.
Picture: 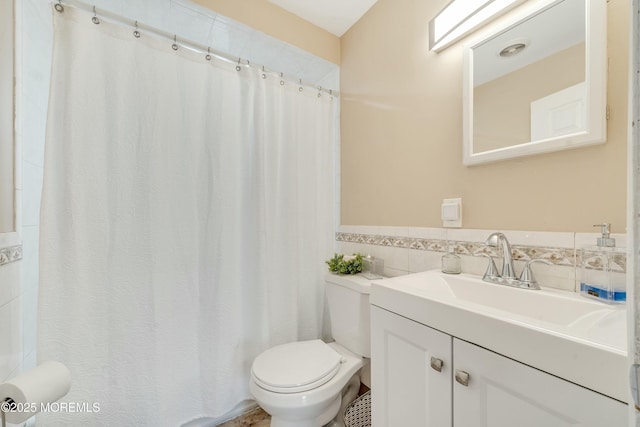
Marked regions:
[0,0,16,243]
[462,0,606,166]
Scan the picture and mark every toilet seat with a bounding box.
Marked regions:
[251,340,344,394]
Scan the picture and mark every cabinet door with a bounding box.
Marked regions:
[453,338,627,427]
[371,306,452,427]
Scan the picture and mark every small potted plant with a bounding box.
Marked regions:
[325,253,364,275]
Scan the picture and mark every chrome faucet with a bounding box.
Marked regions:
[481,232,550,290]
[485,232,517,280]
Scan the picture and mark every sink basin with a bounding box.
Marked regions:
[404,272,619,327]
[370,270,627,402]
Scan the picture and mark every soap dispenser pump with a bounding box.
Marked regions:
[594,223,615,247]
[580,223,626,303]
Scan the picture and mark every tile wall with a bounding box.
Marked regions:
[336,225,627,292]
[0,252,22,389]
[0,0,48,423]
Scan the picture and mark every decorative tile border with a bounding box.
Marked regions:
[510,245,576,267]
[336,232,580,268]
[0,245,22,267]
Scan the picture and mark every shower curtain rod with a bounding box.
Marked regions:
[54,0,339,97]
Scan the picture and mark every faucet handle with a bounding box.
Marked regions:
[518,259,553,289]
[479,253,500,281]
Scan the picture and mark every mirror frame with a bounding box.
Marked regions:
[462,0,607,166]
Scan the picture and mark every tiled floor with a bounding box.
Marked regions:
[217,407,270,427]
[216,385,371,426]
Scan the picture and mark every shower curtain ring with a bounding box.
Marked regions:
[298,79,303,92]
[54,0,64,13]
[280,72,284,86]
[133,21,140,38]
[261,66,266,79]
[236,58,242,72]
[91,6,100,24]
[172,35,179,51]
[205,47,212,61]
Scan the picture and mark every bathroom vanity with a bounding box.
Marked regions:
[370,270,627,426]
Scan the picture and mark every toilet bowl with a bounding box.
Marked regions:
[250,341,362,427]
[249,274,372,427]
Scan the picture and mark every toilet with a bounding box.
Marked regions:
[249,273,372,427]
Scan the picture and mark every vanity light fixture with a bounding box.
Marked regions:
[429,0,527,52]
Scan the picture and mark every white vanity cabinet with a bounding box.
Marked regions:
[371,305,627,427]
[370,305,452,426]
[453,338,626,426]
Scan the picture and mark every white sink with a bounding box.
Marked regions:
[407,272,621,329]
[370,270,628,402]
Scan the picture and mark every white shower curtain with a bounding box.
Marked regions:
[38,6,337,426]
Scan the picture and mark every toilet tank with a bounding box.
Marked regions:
[325,273,371,358]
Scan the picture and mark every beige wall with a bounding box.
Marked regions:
[340,0,628,233]
[193,0,340,64]
[474,43,585,152]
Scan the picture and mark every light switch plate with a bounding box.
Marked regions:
[442,198,462,228]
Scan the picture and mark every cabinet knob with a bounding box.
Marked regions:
[455,370,470,387]
[430,357,444,372]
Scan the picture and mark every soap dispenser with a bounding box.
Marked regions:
[580,223,626,304]
[442,241,461,274]
[362,254,384,279]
